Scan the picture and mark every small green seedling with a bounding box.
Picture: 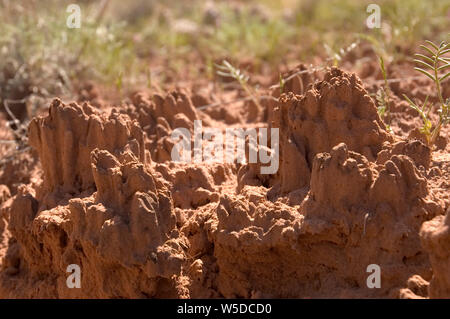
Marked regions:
[403,94,433,139]
[215,60,262,111]
[146,68,152,90]
[323,40,360,67]
[279,73,286,95]
[404,40,450,146]
[376,56,393,132]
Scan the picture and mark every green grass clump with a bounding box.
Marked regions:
[404,40,450,146]
[0,1,142,108]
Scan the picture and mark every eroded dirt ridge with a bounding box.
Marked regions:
[0,67,448,298]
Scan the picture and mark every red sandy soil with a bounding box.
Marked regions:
[0,65,448,298]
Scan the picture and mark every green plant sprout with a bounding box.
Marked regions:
[215,60,262,112]
[146,68,152,90]
[323,40,360,67]
[403,40,450,146]
[376,56,393,132]
[279,73,286,95]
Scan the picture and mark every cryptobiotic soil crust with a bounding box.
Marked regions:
[0,67,449,298]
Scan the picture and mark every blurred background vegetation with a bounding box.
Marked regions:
[0,0,449,115]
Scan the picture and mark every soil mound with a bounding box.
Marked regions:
[271,67,393,193]
[28,99,147,194]
[0,67,448,299]
[211,142,441,298]
[420,209,450,298]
